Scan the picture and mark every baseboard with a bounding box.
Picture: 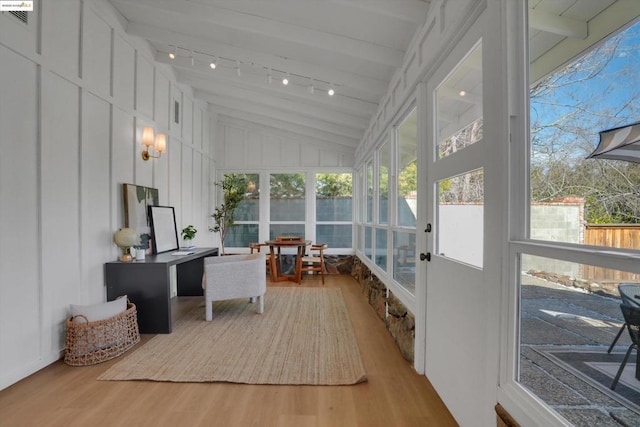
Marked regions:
[0,350,63,391]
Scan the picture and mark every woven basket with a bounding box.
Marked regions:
[64,302,140,366]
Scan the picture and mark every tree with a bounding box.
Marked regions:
[269,173,306,198]
[209,174,247,254]
[316,173,352,197]
[530,22,640,223]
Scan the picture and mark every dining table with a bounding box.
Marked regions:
[265,238,311,283]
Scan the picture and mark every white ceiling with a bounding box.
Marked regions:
[107,0,635,151]
[108,0,430,149]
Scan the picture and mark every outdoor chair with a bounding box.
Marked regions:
[607,283,640,353]
[300,244,328,284]
[203,253,266,321]
[610,303,640,390]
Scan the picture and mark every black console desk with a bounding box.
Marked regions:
[105,247,218,333]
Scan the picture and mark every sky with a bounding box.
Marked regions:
[530,19,640,164]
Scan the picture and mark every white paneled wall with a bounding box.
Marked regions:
[0,0,216,390]
[215,117,356,172]
[0,45,40,386]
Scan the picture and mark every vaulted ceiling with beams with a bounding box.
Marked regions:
[108,0,431,150]
[108,0,635,152]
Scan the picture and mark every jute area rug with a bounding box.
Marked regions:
[98,287,367,385]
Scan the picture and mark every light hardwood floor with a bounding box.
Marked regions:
[0,275,457,427]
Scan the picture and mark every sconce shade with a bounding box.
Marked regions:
[142,126,155,148]
[141,127,165,161]
[155,133,167,153]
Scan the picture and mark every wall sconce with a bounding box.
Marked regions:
[141,126,167,161]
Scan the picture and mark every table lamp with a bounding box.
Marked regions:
[114,228,139,262]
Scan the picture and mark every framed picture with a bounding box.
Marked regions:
[123,183,159,253]
[149,206,179,254]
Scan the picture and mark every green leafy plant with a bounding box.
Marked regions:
[181,225,197,242]
[209,174,247,255]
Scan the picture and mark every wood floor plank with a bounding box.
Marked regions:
[0,275,457,427]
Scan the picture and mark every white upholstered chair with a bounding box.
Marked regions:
[203,253,266,321]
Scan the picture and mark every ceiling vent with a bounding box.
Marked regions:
[8,10,28,25]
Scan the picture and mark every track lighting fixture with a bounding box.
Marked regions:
[163,45,338,99]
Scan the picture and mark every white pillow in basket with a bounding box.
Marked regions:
[70,296,127,323]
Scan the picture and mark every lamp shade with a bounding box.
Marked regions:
[141,126,155,148]
[114,228,139,249]
[154,133,167,153]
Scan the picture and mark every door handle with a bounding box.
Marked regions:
[420,252,431,262]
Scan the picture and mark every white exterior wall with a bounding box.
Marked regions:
[0,0,216,389]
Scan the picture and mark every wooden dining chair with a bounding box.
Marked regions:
[300,244,328,284]
[249,242,271,277]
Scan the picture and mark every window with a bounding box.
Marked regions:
[514,15,640,423]
[436,169,484,268]
[378,142,390,225]
[375,227,387,270]
[529,22,640,245]
[316,173,353,248]
[223,173,259,247]
[393,231,416,293]
[397,109,417,228]
[392,107,418,295]
[437,43,483,159]
[270,173,305,239]
[366,160,374,224]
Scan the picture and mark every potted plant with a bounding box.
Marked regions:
[181,225,197,248]
[209,174,247,255]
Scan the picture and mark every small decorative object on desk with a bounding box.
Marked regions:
[181,225,197,249]
[114,227,139,262]
[131,245,145,261]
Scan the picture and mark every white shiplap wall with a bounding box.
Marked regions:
[214,115,356,172]
[0,0,216,389]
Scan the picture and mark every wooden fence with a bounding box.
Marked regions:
[583,225,640,282]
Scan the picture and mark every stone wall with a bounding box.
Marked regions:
[352,256,415,363]
[526,269,621,298]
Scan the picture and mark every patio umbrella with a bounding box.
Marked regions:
[587,121,640,162]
